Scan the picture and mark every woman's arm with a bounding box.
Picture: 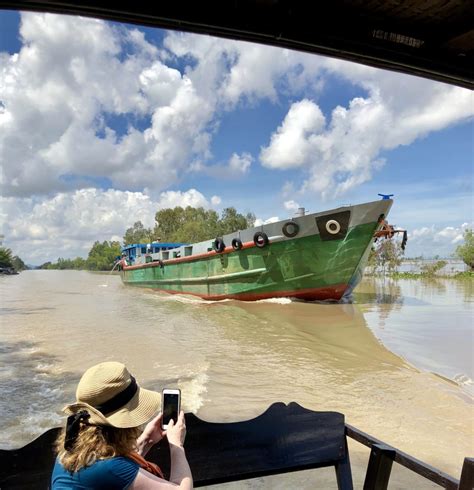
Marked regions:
[136,413,165,457]
[130,411,192,490]
[167,412,193,490]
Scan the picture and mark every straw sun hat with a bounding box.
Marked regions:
[64,362,161,428]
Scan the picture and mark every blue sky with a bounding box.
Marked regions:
[0,11,472,263]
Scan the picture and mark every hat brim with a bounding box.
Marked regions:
[64,386,161,428]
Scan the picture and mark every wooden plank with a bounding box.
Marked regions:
[363,444,395,490]
[335,437,354,490]
[346,424,460,489]
[459,458,474,490]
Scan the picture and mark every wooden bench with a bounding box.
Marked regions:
[1,402,472,489]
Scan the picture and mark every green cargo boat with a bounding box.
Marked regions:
[120,199,393,301]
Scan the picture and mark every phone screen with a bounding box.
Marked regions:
[162,393,179,427]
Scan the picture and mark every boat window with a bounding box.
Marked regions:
[184,246,193,256]
[162,251,169,260]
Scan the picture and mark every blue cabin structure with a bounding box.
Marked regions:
[122,242,187,264]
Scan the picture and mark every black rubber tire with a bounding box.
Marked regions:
[282,221,299,238]
[213,238,226,253]
[253,231,269,248]
[232,238,243,250]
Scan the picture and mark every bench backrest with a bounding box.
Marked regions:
[0,402,348,489]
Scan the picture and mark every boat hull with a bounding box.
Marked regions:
[120,200,392,301]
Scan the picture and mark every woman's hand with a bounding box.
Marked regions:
[166,411,186,448]
[136,413,166,456]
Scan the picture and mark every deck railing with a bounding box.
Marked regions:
[346,424,473,489]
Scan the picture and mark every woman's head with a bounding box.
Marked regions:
[56,362,160,470]
[65,361,161,428]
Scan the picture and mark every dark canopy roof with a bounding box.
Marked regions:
[1,0,473,89]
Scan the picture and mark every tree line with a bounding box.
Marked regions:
[123,206,255,245]
[0,247,26,272]
[40,206,255,271]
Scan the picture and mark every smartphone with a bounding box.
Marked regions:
[162,388,181,429]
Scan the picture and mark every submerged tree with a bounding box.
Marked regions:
[369,239,404,275]
[455,228,474,271]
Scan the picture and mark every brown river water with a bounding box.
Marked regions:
[1,270,472,488]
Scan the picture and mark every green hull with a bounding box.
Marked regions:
[121,220,379,301]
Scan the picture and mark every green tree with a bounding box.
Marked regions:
[154,207,219,243]
[153,206,255,243]
[218,207,255,235]
[86,241,121,271]
[0,247,13,268]
[455,229,474,271]
[378,239,404,274]
[123,221,154,246]
[72,257,86,269]
[12,255,27,271]
[370,239,404,275]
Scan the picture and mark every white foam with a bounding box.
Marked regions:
[180,371,209,413]
[255,297,293,304]
[153,293,231,305]
[453,373,473,386]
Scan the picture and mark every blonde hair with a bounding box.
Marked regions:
[55,422,141,472]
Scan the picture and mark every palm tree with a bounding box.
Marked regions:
[0,247,14,268]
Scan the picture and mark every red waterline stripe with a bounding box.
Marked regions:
[122,240,259,270]
[135,283,348,302]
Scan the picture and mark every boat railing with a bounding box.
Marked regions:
[345,424,472,489]
[0,402,472,489]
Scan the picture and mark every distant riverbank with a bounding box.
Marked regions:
[365,259,472,280]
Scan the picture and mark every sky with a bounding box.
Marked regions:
[0,11,473,265]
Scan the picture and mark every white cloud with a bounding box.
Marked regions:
[155,189,213,209]
[0,188,219,264]
[284,200,300,211]
[228,152,252,174]
[2,15,472,203]
[407,223,472,258]
[202,152,253,178]
[260,100,325,169]
[0,13,215,197]
[254,216,280,226]
[164,31,326,109]
[260,85,473,199]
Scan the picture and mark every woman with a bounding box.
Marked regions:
[52,361,193,489]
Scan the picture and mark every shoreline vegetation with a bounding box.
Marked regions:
[1,206,473,279]
[365,227,473,280]
[364,268,473,280]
